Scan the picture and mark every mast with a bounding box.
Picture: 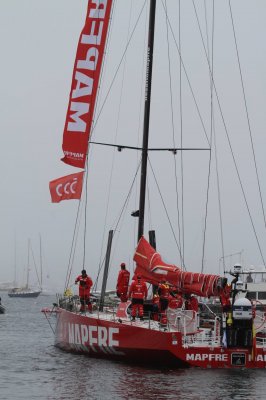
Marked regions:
[39,234,43,291]
[99,230,113,311]
[13,234,17,287]
[26,239,30,289]
[137,0,157,241]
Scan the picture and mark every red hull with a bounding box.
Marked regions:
[55,308,266,369]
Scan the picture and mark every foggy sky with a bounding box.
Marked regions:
[1,0,266,293]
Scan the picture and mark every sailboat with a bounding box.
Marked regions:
[8,239,41,298]
[45,1,266,368]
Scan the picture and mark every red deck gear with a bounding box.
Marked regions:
[158,282,171,325]
[186,296,199,313]
[75,274,93,311]
[116,269,130,302]
[152,294,160,321]
[220,284,231,312]
[129,279,147,318]
[169,293,183,309]
[158,282,170,312]
[158,282,170,298]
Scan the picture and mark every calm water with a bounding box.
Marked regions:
[0,292,265,400]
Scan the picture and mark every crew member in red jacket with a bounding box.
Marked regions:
[158,280,171,326]
[75,269,93,312]
[128,275,147,321]
[116,263,130,302]
[152,292,160,321]
[185,294,199,313]
[158,280,171,312]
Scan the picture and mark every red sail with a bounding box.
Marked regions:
[49,171,84,203]
[133,236,226,297]
[62,0,113,168]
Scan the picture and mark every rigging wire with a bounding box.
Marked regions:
[91,1,147,135]
[164,0,183,266]
[64,190,84,290]
[147,175,153,232]
[94,161,141,289]
[200,0,215,273]
[148,157,185,268]
[207,0,226,274]
[64,1,118,289]
[82,160,89,269]
[160,1,210,147]
[93,0,135,289]
[108,160,142,261]
[191,0,266,267]
[80,0,113,271]
[229,0,266,238]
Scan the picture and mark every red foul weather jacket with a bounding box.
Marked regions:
[129,280,148,300]
[116,269,130,296]
[75,275,93,298]
[158,283,171,299]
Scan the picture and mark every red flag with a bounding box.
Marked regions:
[61,0,113,168]
[49,172,84,203]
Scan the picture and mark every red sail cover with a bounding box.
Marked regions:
[62,0,113,168]
[133,236,226,297]
[49,171,84,203]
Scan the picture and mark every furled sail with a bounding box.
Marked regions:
[133,236,227,297]
[61,0,113,169]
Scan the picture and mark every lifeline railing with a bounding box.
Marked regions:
[255,336,266,348]
[56,295,223,333]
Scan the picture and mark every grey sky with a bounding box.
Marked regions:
[1,1,266,293]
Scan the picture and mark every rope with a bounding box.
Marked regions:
[94,161,141,290]
[42,309,56,335]
[148,157,185,268]
[200,0,215,273]
[160,0,210,147]
[64,195,83,290]
[95,0,135,289]
[92,1,147,134]
[192,0,266,267]
[229,0,266,239]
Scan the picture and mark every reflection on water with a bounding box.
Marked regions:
[0,293,265,400]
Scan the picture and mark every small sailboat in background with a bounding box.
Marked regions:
[8,239,41,298]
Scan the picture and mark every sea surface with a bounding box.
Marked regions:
[0,292,265,400]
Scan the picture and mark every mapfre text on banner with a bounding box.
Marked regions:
[61,0,113,169]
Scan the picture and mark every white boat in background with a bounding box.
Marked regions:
[240,267,266,305]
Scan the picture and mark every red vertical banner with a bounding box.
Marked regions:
[62,0,113,168]
[49,171,84,203]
